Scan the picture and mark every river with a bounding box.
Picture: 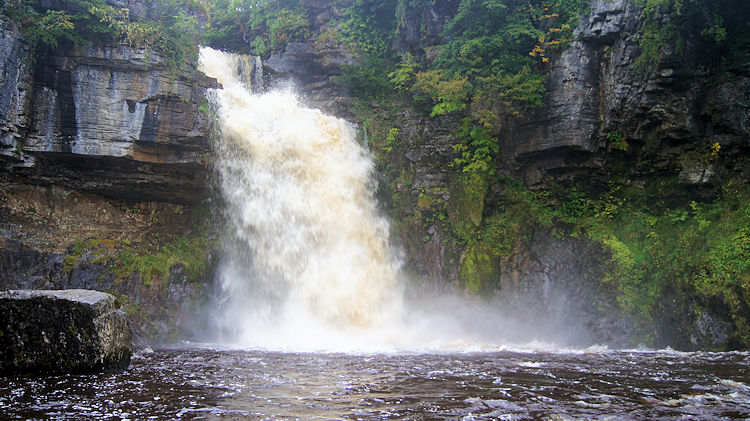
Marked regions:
[2,345,749,419]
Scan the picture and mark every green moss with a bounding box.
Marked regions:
[606,131,629,151]
[112,235,213,286]
[5,0,201,69]
[416,191,437,210]
[635,0,750,70]
[198,100,211,117]
[62,255,79,273]
[123,303,142,317]
[460,243,500,294]
[451,170,489,242]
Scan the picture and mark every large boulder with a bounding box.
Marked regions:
[0,289,132,374]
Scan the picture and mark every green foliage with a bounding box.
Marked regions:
[4,0,201,69]
[383,127,400,154]
[440,171,750,345]
[333,0,402,99]
[114,235,212,285]
[338,0,589,155]
[388,53,419,91]
[635,0,750,69]
[11,8,81,48]
[249,1,309,56]
[338,0,398,58]
[337,56,392,100]
[545,178,750,345]
[202,0,309,56]
[412,69,471,116]
[606,131,629,151]
[452,118,498,174]
[428,0,586,115]
[474,66,545,118]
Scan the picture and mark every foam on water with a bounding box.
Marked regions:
[200,46,564,353]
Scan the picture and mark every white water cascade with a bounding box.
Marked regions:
[200,47,409,351]
[200,47,564,352]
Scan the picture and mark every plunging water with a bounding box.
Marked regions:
[199,47,594,351]
[200,47,406,351]
[3,48,750,419]
[200,47,570,352]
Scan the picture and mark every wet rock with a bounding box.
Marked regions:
[266,42,325,84]
[0,19,31,159]
[495,230,624,346]
[678,160,715,185]
[0,289,132,374]
[0,240,65,290]
[689,311,729,349]
[504,0,750,188]
[0,37,218,203]
[580,0,628,43]
[511,40,601,162]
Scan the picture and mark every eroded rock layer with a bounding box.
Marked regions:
[0,18,218,203]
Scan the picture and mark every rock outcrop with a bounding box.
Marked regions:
[0,18,218,203]
[0,183,213,345]
[0,289,132,374]
[0,11,217,346]
[0,7,217,347]
[508,0,750,188]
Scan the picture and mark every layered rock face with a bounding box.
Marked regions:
[0,15,216,345]
[0,18,217,203]
[258,0,748,194]
[252,0,748,350]
[0,182,212,346]
[0,289,132,374]
[509,0,750,188]
[0,0,745,351]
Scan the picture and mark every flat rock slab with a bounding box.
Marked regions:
[0,289,132,374]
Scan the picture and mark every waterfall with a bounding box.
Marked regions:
[199,47,570,352]
[199,47,406,351]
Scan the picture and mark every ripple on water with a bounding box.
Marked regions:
[1,347,749,419]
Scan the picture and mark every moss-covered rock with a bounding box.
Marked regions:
[0,289,132,374]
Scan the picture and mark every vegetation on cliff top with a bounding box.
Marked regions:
[4,0,749,348]
[202,0,310,56]
[636,0,750,68]
[328,0,750,347]
[4,0,203,69]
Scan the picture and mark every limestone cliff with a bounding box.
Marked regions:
[0,13,216,345]
[1,0,747,350]
[508,0,750,189]
[248,0,749,350]
[0,18,217,203]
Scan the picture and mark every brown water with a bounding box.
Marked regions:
[2,346,749,419]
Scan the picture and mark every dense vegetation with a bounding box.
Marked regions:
[202,0,310,56]
[4,0,749,347]
[326,0,750,347]
[3,0,203,69]
[636,0,750,68]
[461,175,750,347]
